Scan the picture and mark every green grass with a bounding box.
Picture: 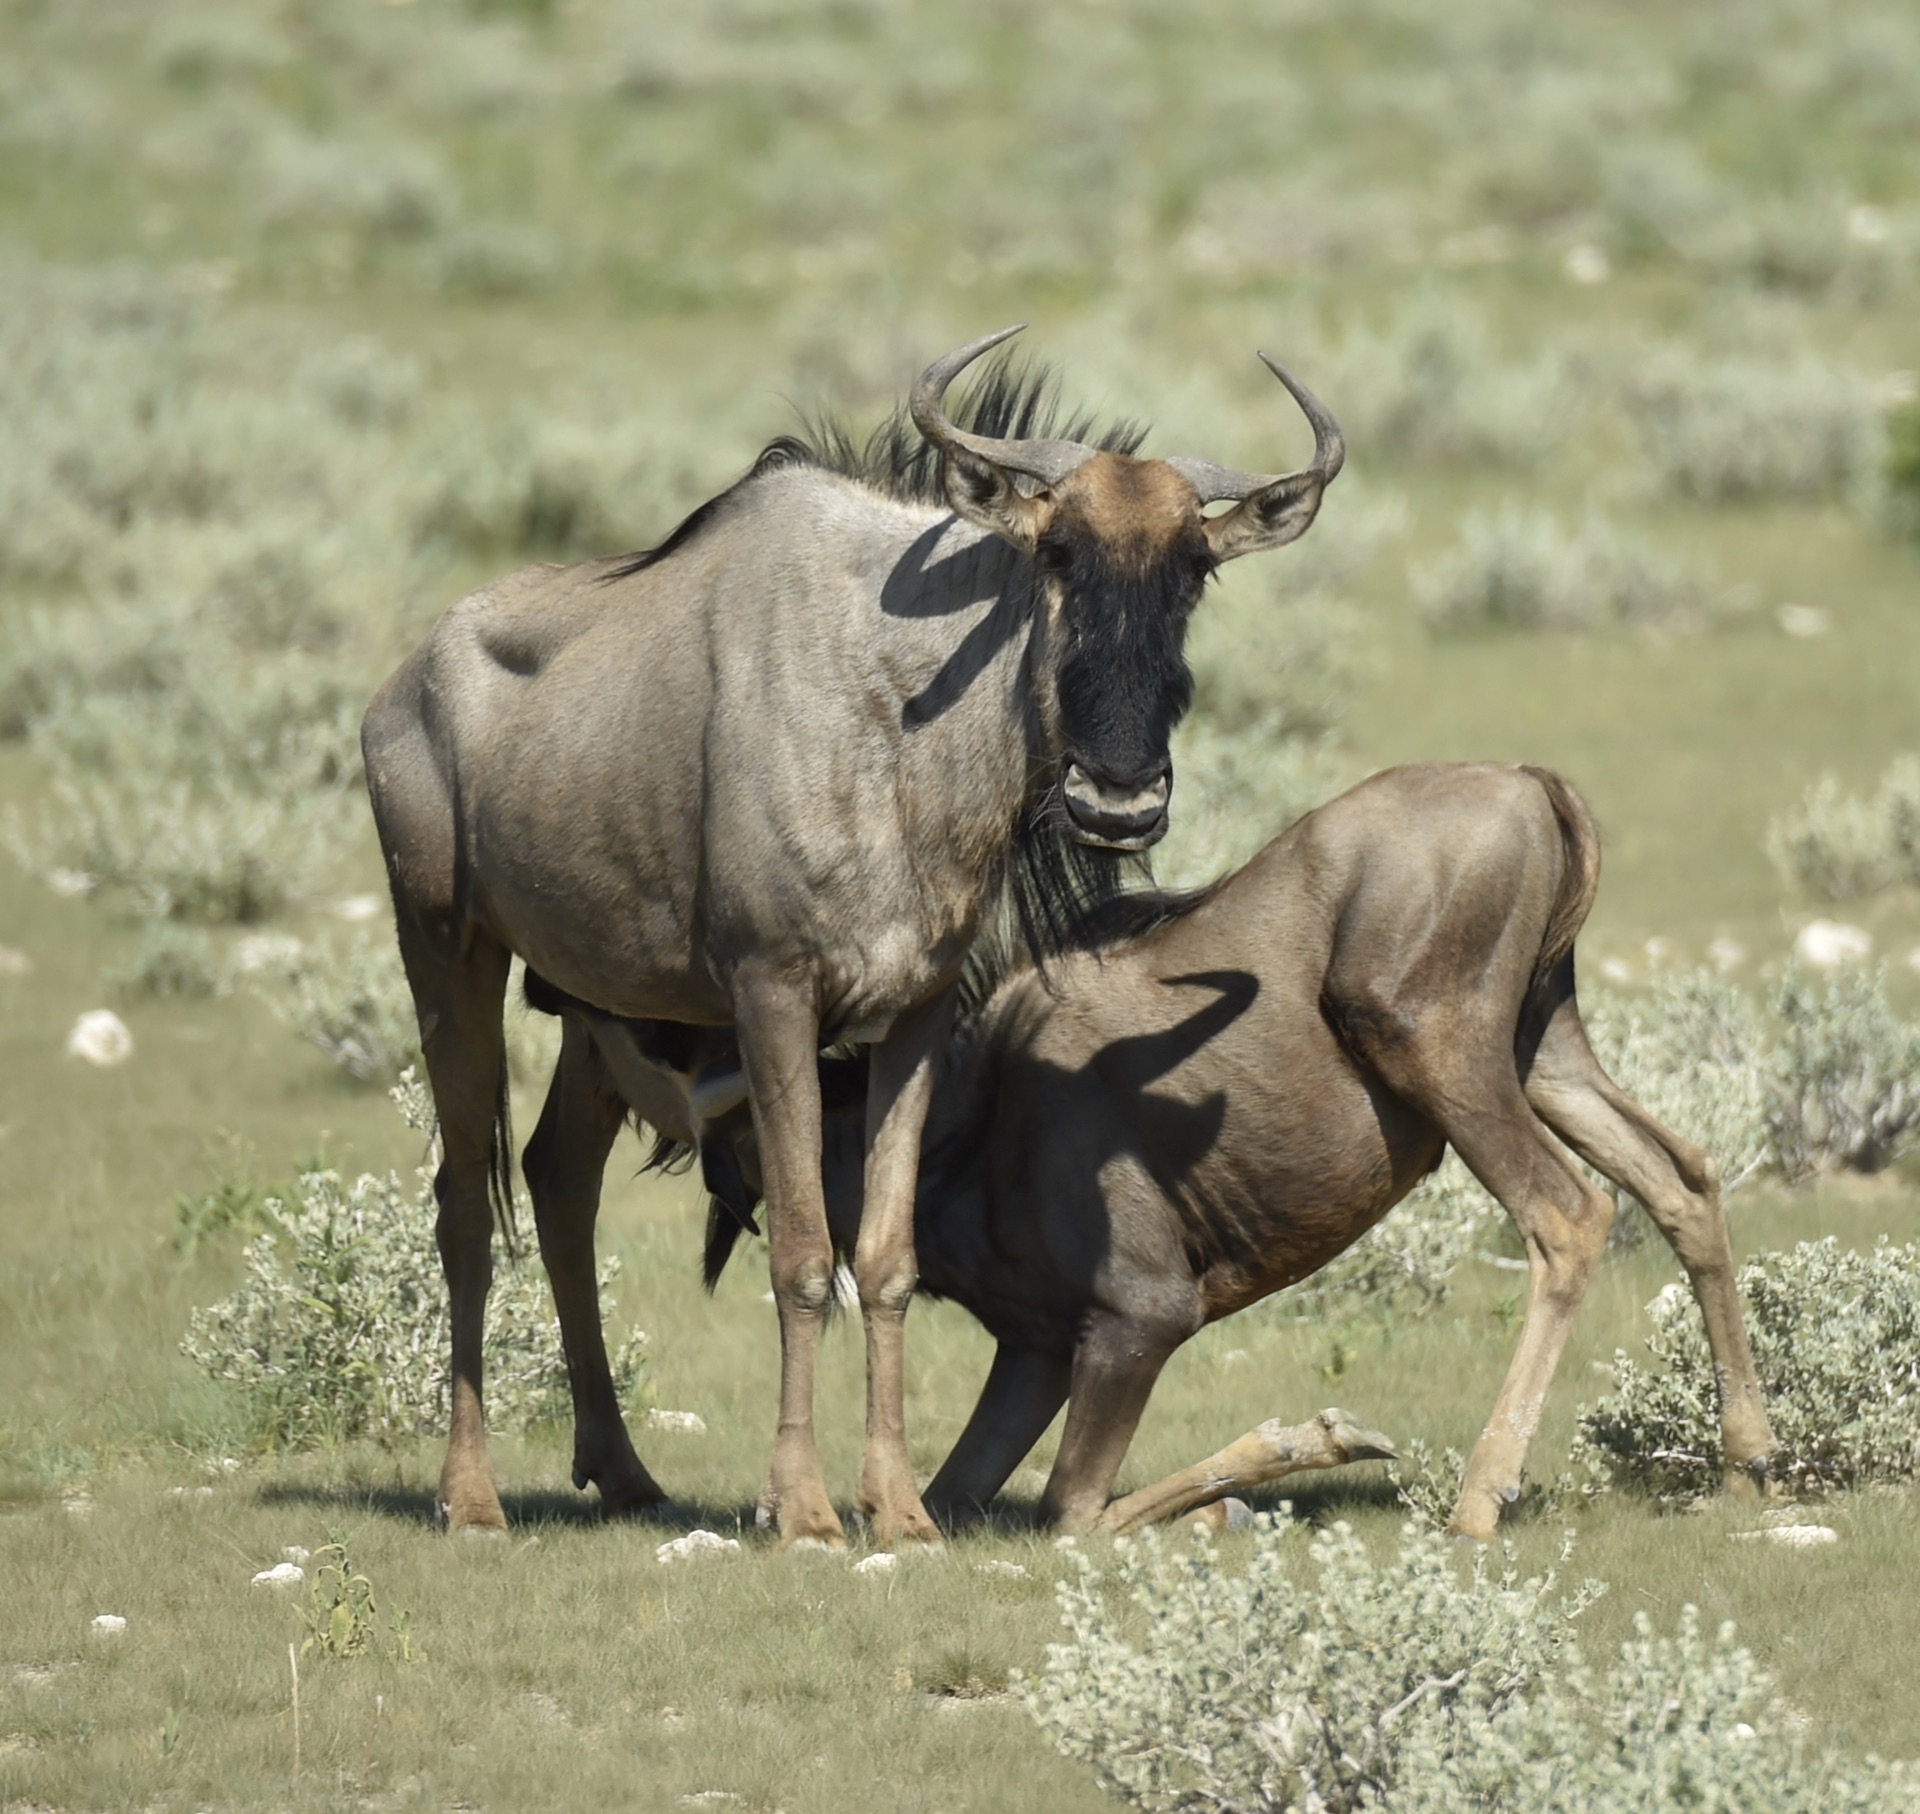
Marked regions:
[5,0,1920,1805]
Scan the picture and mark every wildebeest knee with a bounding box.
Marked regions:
[774,1253,837,1317]
[856,1260,917,1317]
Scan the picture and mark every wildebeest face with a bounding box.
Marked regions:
[1033,456,1212,851]
[914,327,1346,852]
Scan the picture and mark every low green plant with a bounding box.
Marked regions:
[171,1177,271,1257]
[1577,1237,1920,1498]
[1416,509,1698,634]
[298,1531,416,1664]
[1026,1518,1911,1812]
[180,1073,645,1447]
[1888,400,1920,531]
[105,920,226,998]
[1767,757,1920,900]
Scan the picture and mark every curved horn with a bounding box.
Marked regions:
[910,325,1102,490]
[1163,354,1346,504]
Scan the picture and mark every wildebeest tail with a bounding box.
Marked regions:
[1520,764,1601,1000]
[701,1197,753,1292]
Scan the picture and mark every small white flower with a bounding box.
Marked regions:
[974,1560,1028,1580]
[646,1409,708,1435]
[854,1552,898,1576]
[1598,956,1633,985]
[1707,937,1746,972]
[1794,920,1871,969]
[1643,936,1673,965]
[232,932,304,975]
[656,1530,741,1565]
[1563,243,1610,285]
[90,1614,127,1636]
[281,1546,312,1565]
[1776,603,1830,639]
[1646,1283,1688,1324]
[330,894,385,922]
[66,1010,133,1067]
[1846,204,1889,244]
[252,1561,306,1587]
[46,867,96,899]
[1731,1524,1839,1548]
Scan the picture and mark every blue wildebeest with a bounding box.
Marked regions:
[533,763,1775,1538]
[361,328,1345,1545]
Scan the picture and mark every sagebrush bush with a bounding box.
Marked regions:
[1770,966,1920,1177]
[1624,351,1881,502]
[266,935,421,1083]
[1416,509,1699,634]
[1577,1238,1920,1498]
[105,921,225,999]
[1025,1519,1912,1812]
[1767,757,1920,899]
[182,1074,645,1447]
[1315,297,1578,469]
[1583,970,1775,1203]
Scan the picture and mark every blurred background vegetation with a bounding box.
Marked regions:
[2,2,1919,1807]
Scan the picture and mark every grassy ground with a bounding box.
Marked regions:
[5,0,1920,1807]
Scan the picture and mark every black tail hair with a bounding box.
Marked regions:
[701,1194,759,1293]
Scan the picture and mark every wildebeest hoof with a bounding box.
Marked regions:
[1318,1408,1398,1463]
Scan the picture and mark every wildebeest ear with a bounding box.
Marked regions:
[1200,472,1325,564]
[940,446,1053,552]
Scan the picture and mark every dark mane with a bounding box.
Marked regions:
[602,354,1145,581]
[956,818,1215,1023]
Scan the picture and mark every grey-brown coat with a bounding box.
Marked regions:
[361,330,1343,1545]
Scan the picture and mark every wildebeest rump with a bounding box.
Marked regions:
[361,328,1344,1545]
[537,763,1775,1538]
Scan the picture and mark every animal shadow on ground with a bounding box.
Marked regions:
[255,1480,760,1534]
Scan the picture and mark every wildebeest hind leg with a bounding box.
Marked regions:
[735,972,845,1548]
[1095,1409,1398,1534]
[1364,1020,1615,1540]
[395,919,514,1535]
[1523,999,1774,1497]
[923,1344,1072,1528]
[523,1019,666,1517]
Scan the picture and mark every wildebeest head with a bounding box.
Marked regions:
[913,327,1345,851]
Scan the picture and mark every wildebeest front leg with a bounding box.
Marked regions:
[1095,1409,1399,1533]
[923,1344,1073,1527]
[854,996,954,1547]
[735,974,845,1548]
[523,1019,665,1517]
[1040,1311,1185,1533]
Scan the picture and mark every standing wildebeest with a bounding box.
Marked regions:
[361,327,1345,1545]
[535,763,1775,1539]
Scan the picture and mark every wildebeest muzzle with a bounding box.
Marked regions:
[1060,760,1172,851]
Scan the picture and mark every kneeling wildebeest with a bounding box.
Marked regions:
[531,763,1775,1539]
[362,327,1345,1545]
